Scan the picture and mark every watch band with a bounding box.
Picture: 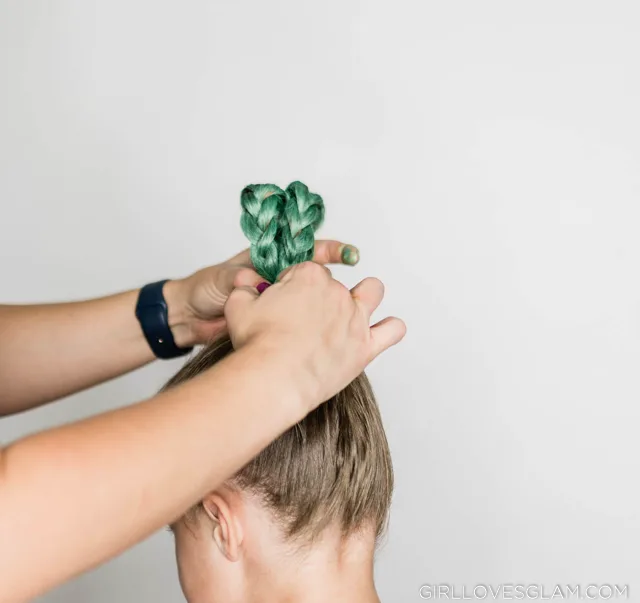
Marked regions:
[135,279,193,359]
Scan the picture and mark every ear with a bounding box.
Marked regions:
[201,490,243,562]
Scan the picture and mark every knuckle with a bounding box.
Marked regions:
[300,260,320,272]
[233,268,254,287]
[330,278,349,298]
[297,261,326,280]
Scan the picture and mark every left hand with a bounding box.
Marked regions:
[163,240,360,347]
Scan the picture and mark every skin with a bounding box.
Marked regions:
[173,486,381,603]
[0,241,405,603]
[0,243,359,416]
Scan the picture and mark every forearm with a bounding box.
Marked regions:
[0,341,306,603]
[0,282,188,415]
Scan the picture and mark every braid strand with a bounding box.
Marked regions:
[240,181,325,282]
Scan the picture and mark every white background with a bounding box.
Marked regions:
[1,1,639,601]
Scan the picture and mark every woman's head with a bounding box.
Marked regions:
[163,336,393,602]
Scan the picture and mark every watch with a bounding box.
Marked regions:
[135,279,193,359]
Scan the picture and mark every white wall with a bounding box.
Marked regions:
[1,1,639,601]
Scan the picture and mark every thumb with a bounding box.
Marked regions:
[232,267,266,290]
[212,266,264,299]
[224,285,259,325]
[368,317,407,361]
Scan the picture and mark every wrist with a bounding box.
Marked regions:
[162,279,196,349]
[238,336,322,421]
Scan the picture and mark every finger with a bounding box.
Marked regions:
[369,316,407,361]
[232,267,265,289]
[223,285,259,324]
[313,240,360,266]
[227,241,359,270]
[277,261,332,283]
[227,248,251,265]
[350,277,385,317]
[215,266,263,299]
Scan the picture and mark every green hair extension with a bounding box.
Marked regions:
[240,180,325,282]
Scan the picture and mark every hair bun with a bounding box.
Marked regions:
[240,181,325,282]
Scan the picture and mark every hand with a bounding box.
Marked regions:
[163,241,361,347]
[224,261,406,415]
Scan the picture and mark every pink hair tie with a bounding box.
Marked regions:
[256,282,271,294]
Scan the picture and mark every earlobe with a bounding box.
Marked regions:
[201,491,243,562]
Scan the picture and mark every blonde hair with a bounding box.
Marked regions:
[163,336,393,542]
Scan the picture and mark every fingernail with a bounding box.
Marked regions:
[256,282,271,294]
[341,245,360,266]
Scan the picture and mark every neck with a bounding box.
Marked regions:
[239,527,380,603]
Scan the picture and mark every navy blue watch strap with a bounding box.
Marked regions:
[135,280,193,359]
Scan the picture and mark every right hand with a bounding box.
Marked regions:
[224,261,406,414]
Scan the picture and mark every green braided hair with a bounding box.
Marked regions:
[240,180,325,282]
